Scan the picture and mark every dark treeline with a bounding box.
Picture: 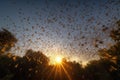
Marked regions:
[0,20,120,80]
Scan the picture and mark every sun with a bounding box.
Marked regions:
[55,56,62,64]
[49,55,63,65]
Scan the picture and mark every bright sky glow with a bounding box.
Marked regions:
[49,55,63,65]
[55,56,62,64]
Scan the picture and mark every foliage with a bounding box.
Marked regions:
[98,20,120,80]
[0,28,17,53]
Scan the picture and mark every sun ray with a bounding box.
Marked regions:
[47,55,72,80]
[46,66,56,79]
[61,64,72,80]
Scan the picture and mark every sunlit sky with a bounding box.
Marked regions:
[0,0,120,63]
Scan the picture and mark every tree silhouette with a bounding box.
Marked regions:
[98,20,120,80]
[25,49,49,65]
[0,28,17,53]
[85,60,112,80]
[0,28,17,80]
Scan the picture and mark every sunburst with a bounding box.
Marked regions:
[49,55,63,65]
[55,56,62,65]
[47,55,72,80]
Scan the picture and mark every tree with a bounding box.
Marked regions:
[0,28,17,79]
[25,49,49,65]
[0,28,17,53]
[85,60,112,80]
[98,20,120,80]
[23,49,49,80]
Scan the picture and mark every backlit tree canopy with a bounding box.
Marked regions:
[0,28,17,53]
[98,20,120,80]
